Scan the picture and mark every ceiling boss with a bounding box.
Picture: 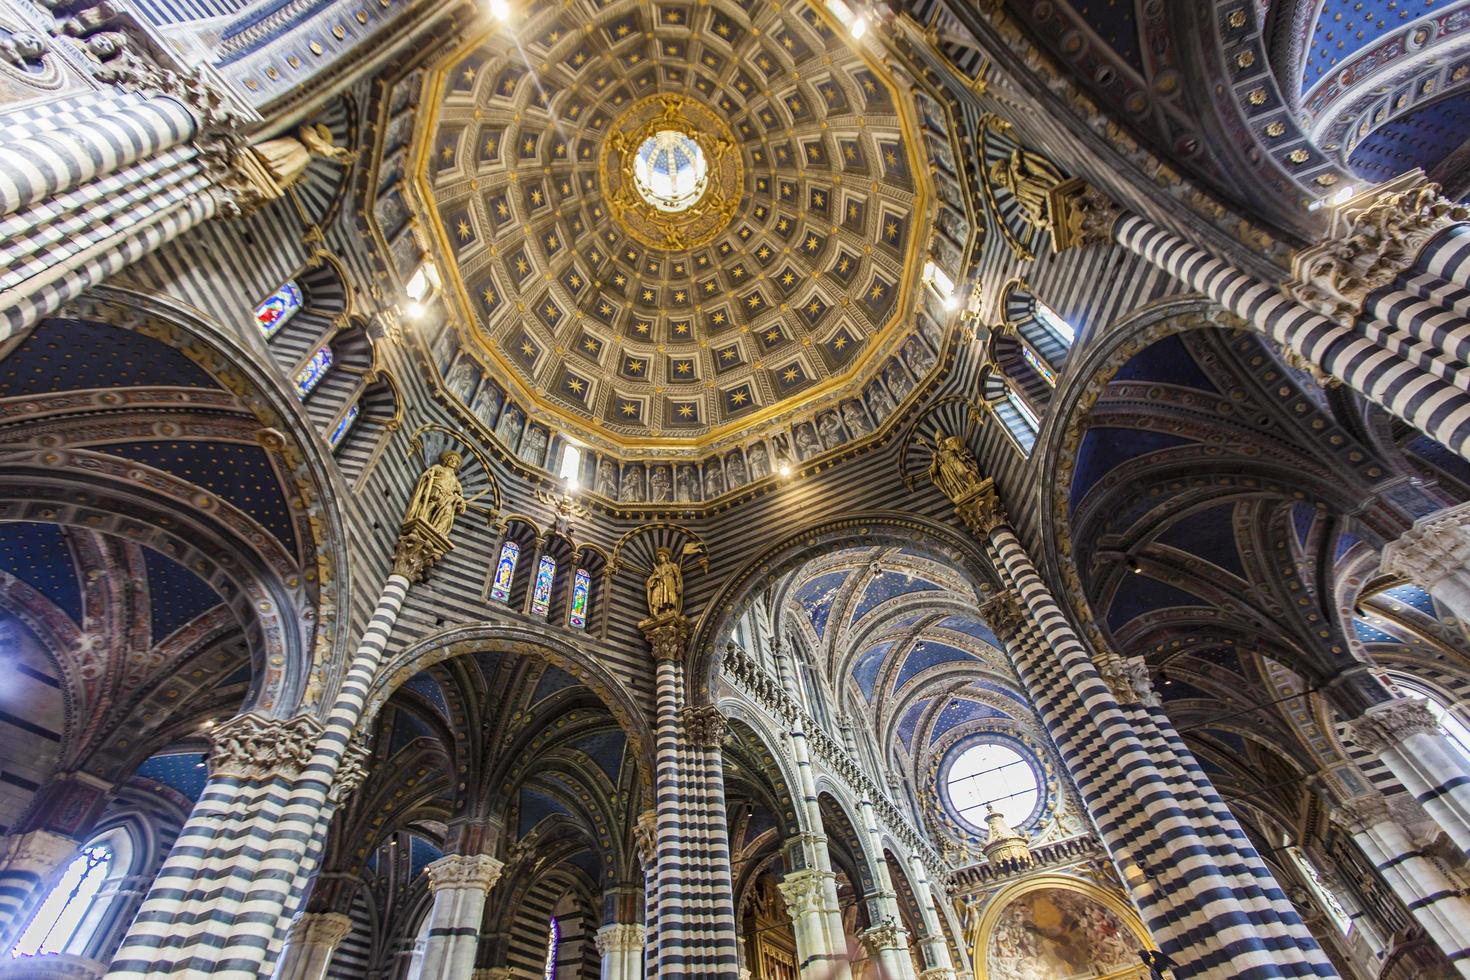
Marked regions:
[601,94,743,251]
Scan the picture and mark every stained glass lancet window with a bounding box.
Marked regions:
[294,345,333,399]
[569,567,590,629]
[328,403,360,448]
[11,843,111,957]
[490,540,519,603]
[1033,297,1075,346]
[531,555,556,617]
[542,918,558,980]
[255,281,303,339]
[1020,344,1056,386]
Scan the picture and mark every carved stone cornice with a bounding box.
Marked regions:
[1346,698,1440,754]
[640,612,691,663]
[859,919,910,954]
[681,704,727,748]
[210,713,323,781]
[392,517,453,583]
[979,590,1026,643]
[288,911,353,948]
[425,853,503,893]
[1330,794,1392,833]
[1379,501,1470,586]
[777,868,837,918]
[1285,172,1470,319]
[594,922,646,954]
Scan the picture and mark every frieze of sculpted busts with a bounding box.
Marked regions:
[210,713,323,781]
[1286,173,1470,319]
[425,853,504,893]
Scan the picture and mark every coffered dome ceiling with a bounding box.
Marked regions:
[412,0,944,452]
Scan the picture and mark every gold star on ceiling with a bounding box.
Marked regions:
[677,404,694,417]
[567,377,585,394]
[620,402,638,415]
[783,367,799,382]
[730,390,748,405]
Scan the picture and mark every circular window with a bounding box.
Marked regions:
[944,741,1040,830]
[632,130,708,213]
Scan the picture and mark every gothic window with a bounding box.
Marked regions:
[542,917,559,980]
[328,402,360,447]
[1286,846,1352,936]
[294,345,334,399]
[531,555,556,617]
[943,740,1040,830]
[254,281,303,338]
[983,371,1039,454]
[491,540,520,602]
[568,567,590,629]
[1031,297,1075,348]
[10,842,112,958]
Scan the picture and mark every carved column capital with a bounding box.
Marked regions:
[1380,501,1470,586]
[392,518,453,582]
[1285,172,1470,318]
[1123,655,1161,707]
[1347,698,1440,754]
[425,853,503,893]
[633,809,657,868]
[640,613,691,663]
[681,704,727,747]
[954,479,1007,537]
[1046,178,1121,251]
[288,911,353,947]
[860,918,910,955]
[980,590,1026,643]
[777,868,837,918]
[210,713,323,781]
[1330,793,1392,833]
[329,732,374,803]
[594,922,645,954]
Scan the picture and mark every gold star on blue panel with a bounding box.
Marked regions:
[772,360,810,394]
[471,274,503,320]
[784,92,812,122]
[558,367,592,405]
[842,196,866,233]
[756,323,787,352]
[879,209,906,251]
[839,139,868,174]
[698,276,721,298]
[718,92,740,116]
[752,242,778,268]
[447,208,477,254]
[574,330,605,364]
[637,284,658,306]
[510,330,541,369]
[506,247,534,286]
[523,181,548,212]
[802,139,828,166]
[435,132,460,172]
[722,382,757,417]
[540,22,566,46]
[772,141,793,166]
[666,398,702,426]
[566,45,594,72]
[818,81,848,112]
[799,293,830,327]
[619,351,648,380]
[808,186,830,215]
[725,263,749,287]
[797,4,834,39]
[773,265,801,296]
[779,180,797,202]
[541,226,564,259]
[822,325,861,367]
[562,266,587,295]
[606,13,640,42]
[701,49,725,72]
[591,294,618,324]
[879,140,911,185]
[485,192,513,230]
[772,214,796,242]
[801,229,827,256]
[478,127,504,164]
[536,294,564,328]
[854,68,891,109]
[670,319,692,339]
[667,356,697,382]
[741,289,768,316]
[774,27,810,59]
[710,11,741,41]
[862,274,896,320]
[668,285,690,306]
[704,309,730,334]
[714,342,744,373]
[830,249,860,286]
[606,394,644,425]
[494,66,525,99]
[451,56,484,91]
[754,176,770,196]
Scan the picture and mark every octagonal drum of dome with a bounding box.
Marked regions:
[413,0,936,452]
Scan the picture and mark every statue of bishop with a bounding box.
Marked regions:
[929,431,984,504]
[989,146,1065,229]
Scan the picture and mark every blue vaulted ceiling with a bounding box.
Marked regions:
[0,319,217,396]
[850,571,941,622]
[141,547,224,643]
[1106,576,1207,631]
[1347,91,1470,184]
[795,570,850,638]
[135,750,209,802]
[1154,504,1247,579]
[0,522,81,623]
[1303,0,1416,93]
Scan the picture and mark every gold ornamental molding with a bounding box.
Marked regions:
[600,94,743,251]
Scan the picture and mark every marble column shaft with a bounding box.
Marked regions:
[412,854,503,980]
[274,912,354,980]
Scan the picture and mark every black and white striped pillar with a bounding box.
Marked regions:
[411,854,503,980]
[273,911,354,980]
[1345,699,1470,855]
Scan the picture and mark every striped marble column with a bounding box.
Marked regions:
[855,798,917,980]
[1111,214,1470,460]
[595,922,645,980]
[936,475,1337,978]
[859,919,915,980]
[642,615,740,979]
[411,854,503,980]
[1331,795,1470,975]
[273,912,354,980]
[1345,698,1470,854]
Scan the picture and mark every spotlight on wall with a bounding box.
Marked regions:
[488,0,511,19]
[825,0,867,38]
[923,259,958,311]
[404,300,427,320]
[777,461,793,479]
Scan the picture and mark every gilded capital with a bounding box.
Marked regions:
[639,612,691,663]
[955,479,1007,537]
[980,590,1026,643]
[1048,178,1121,251]
[425,853,504,893]
[210,713,323,781]
[682,704,727,747]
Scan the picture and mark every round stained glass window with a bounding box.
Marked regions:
[633,130,708,213]
[944,741,1040,830]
